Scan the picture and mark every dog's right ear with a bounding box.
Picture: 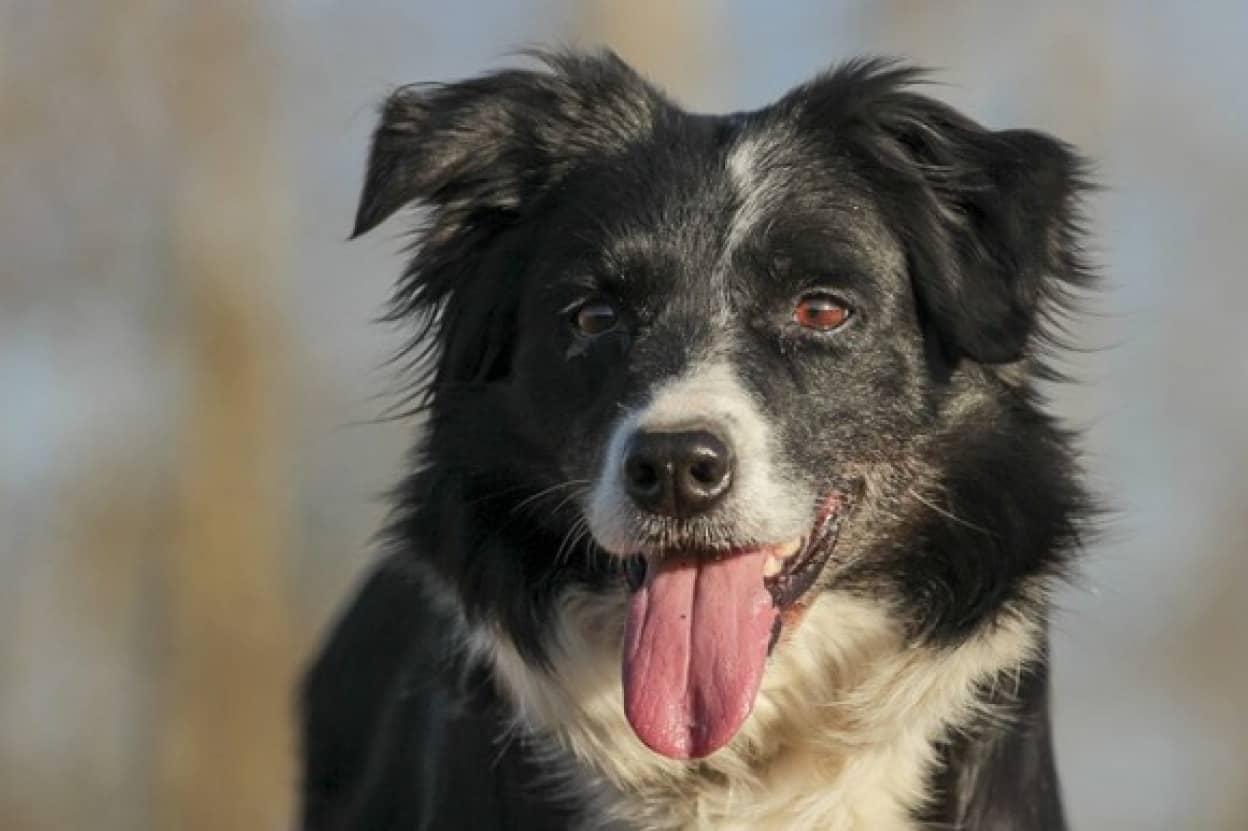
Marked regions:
[350,76,535,239]
[351,51,661,241]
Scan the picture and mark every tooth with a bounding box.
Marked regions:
[763,555,783,578]
[777,539,802,560]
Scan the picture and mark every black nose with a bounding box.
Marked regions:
[622,429,734,518]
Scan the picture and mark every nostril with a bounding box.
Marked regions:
[625,457,660,492]
[688,457,722,487]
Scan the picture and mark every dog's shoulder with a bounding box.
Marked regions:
[298,556,577,830]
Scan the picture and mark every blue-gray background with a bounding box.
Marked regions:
[2,2,1244,829]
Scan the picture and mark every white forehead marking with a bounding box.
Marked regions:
[727,135,760,189]
[722,132,786,264]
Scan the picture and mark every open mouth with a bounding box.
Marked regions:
[619,488,854,760]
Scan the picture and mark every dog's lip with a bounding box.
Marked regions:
[620,488,854,615]
[762,490,852,610]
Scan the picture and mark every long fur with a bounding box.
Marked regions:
[301,49,1095,831]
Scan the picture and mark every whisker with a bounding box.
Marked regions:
[555,517,592,566]
[908,489,994,537]
[509,479,592,516]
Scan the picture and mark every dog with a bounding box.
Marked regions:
[300,50,1094,830]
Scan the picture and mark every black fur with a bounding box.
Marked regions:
[301,50,1094,829]
[919,651,1068,829]
[302,559,576,830]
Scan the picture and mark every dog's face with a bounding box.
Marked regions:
[354,52,1085,761]
[513,146,939,757]
[512,122,928,538]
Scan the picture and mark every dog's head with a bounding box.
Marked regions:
[355,51,1088,760]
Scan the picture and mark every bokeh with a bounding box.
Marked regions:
[2,2,1245,829]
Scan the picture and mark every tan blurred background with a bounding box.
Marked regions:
[1,2,1245,829]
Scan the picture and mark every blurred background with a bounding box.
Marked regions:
[2,1,1245,829]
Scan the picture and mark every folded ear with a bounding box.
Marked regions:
[896,116,1090,364]
[351,50,662,241]
[797,61,1092,364]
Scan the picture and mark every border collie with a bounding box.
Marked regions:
[301,50,1094,830]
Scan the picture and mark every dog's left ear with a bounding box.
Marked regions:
[798,62,1090,364]
[896,118,1088,364]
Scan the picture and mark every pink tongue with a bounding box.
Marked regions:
[622,550,778,759]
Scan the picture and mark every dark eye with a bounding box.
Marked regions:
[571,300,619,336]
[793,293,851,332]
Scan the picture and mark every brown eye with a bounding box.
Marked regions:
[794,293,851,332]
[572,300,619,336]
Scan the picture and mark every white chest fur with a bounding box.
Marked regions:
[468,588,1038,831]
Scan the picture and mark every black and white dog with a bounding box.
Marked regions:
[301,50,1094,830]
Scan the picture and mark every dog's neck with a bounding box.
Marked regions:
[470,587,1054,831]
[918,652,1066,829]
